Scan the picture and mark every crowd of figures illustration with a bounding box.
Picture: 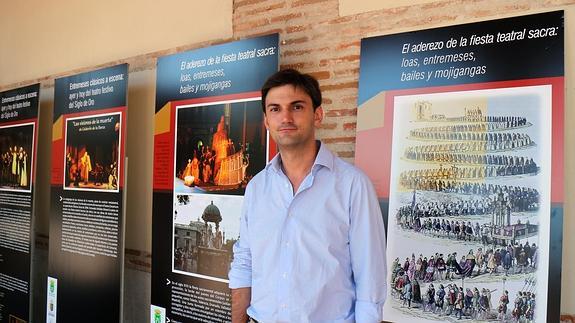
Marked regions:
[403,135,533,154]
[409,117,528,134]
[409,130,532,147]
[399,163,537,181]
[397,215,539,251]
[391,271,536,321]
[404,151,536,167]
[392,242,537,283]
[397,190,537,219]
[390,103,541,322]
[1,145,29,188]
[399,182,540,214]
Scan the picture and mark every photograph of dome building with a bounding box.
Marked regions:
[172,194,241,281]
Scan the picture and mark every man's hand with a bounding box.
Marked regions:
[231,287,251,323]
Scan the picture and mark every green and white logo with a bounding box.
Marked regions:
[150,305,166,323]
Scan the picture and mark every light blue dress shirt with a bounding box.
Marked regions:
[229,141,387,323]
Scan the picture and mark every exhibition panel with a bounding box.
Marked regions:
[151,34,278,323]
[47,64,128,323]
[356,11,564,323]
[0,84,40,323]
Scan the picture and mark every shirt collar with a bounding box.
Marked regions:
[266,140,334,174]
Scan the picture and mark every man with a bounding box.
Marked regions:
[498,290,509,319]
[454,287,464,319]
[424,283,435,312]
[80,150,92,185]
[228,69,387,322]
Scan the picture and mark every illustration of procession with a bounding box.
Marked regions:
[385,87,551,322]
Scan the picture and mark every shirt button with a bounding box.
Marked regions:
[282,272,287,278]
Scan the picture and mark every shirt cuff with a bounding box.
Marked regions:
[355,300,383,323]
[228,267,252,289]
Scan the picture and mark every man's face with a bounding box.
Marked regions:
[264,84,323,150]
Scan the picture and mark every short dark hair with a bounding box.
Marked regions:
[261,69,322,112]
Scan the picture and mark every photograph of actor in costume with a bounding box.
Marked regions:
[64,113,121,191]
[0,123,34,192]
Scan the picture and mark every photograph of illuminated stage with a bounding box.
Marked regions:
[174,99,267,195]
[0,123,34,192]
[64,113,122,192]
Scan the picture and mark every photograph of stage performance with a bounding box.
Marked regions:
[0,123,34,192]
[384,85,552,323]
[172,193,241,282]
[64,113,121,191]
[174,99,266,195]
